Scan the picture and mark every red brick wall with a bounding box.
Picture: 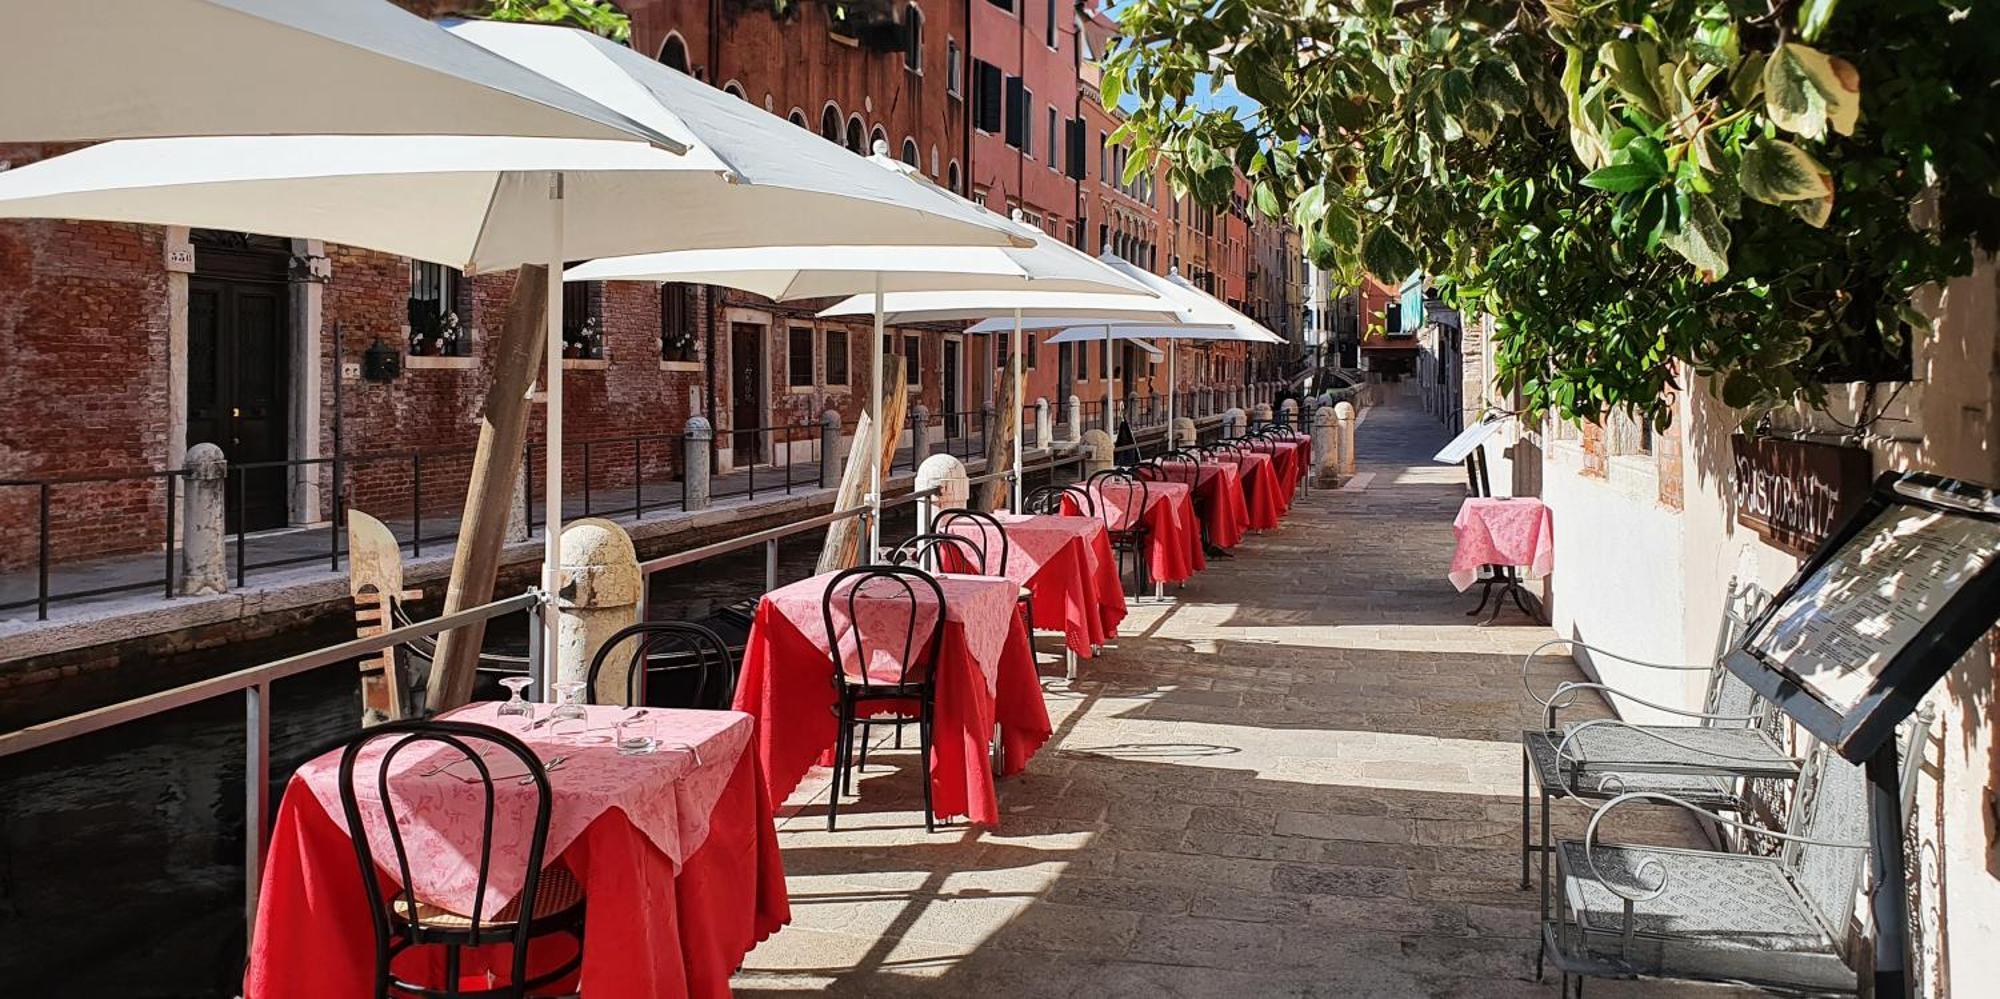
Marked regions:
[0,195,171,571]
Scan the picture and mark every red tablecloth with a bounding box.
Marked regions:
[733,571,1051,825]
[948,512,1128,657]
[1218,451,1284,531]
[1251,439,1307,509]
[1449,497,1555,590]
[245,710,789,999]
[1149,463,1249,550]
[1076,480,1205,584]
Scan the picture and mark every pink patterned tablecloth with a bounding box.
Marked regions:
[763,570,1019,691]
[1449,497,1554,591]
[296,702,751,918]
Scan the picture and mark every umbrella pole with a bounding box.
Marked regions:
[541,174,565,695]
[1166,345,1176,448]
[1012,308,1024,511]
[869,272,884,561]
[1103,325,1114,434]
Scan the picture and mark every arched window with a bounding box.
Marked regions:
[657,33,690,74]
[869,125,888,156]
[788,108,808,130]
[903,4,924,74]
[845,115,865,154]
[948,160,961,194]
[900,138,919,167]
[821,103,842,143]
[722,80,746,101]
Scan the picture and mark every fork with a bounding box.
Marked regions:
[519,755,571,785]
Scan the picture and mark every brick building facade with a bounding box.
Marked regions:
[0,1,1293,579]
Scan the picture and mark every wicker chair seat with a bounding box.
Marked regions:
[392,865,585,932]
[1552,841,1853,994]
[1559,724,1798,779]
[1523,731,1737,806]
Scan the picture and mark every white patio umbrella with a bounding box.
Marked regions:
[569,156,1160,552]
[0,22,1023,675]
[0,0,676,147]
[974,257,1284,438]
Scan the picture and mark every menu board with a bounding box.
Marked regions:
[1747,502,2000,712]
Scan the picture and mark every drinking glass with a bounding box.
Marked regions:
[548,680,589,733]
[496,676,534,724]
[615,715,657,756]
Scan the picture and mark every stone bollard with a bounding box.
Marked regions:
[1174,416,1196,448]
[1312,405,1341,485]
[819,409,842,489]
[1080,428,1116,474]
[910,404,932,468]
[554,518,643,703]
[1066,394,1083,442]
[914,453,968,534]
[1280,398,1299,430]
[981,401,996,444]
[1334,401,1358,477]
[682,415,713,510]
[180,442,229,596]
[1221,407,1245,438]
[1124,392,1140,428]
[1035,397,1052,450]
[1253,402,1274,427]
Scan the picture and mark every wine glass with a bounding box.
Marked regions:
[496,676,534,724]
[548,680,589,734]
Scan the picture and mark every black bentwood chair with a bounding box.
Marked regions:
[1087,468,1152,594]
[822,565,948,833]
[336,719,586,999]
[886,532,992,574]
[1022,483,1092,517]
[935,506,1037,661]
[584,621,737,709]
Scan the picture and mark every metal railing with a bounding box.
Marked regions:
[0,588,544,934]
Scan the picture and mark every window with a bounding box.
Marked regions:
[1076,340,1088,379]
[973,61,1003,133]
[984,0,1014,12]
[1065,118,1085,180]
[1026,332,1037,369]
[903,335,921,384]
[723,81,746,100]
[946,39,962,98]
[1098,131,1107,182]
[407,261,467,356]
[658,34,690,74]
[948,160,962,194]
[870,125,888,156]
[1047,105,1059,171]
[824,329,850,386]
[820,103,842,142]
[903,4,923,73]
[1044,0,1056,48]
[788,326,815,387]
[788,108,808,129]
[845,115,865,154]
[660,283,699,362]
[900,138,919,167]
[561,274,601,358]
[994,332,1009,367]
[1020,85,1034,157]
[1003,75,1025,148]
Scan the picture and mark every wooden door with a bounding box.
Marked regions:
[187,234,291,532]
[730,322,764,465]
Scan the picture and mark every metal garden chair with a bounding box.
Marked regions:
[584,620,736,709]
[1545,711,1932,997]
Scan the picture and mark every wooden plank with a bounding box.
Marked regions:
[980,360,1020,512]
[817,353,906,573]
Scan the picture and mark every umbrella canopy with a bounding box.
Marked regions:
[0,0,676,147]
[1033,322,1284,344]
[817,290,1188,325]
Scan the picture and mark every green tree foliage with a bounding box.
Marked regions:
[1104,1,2000,425]
[481,0,631,42]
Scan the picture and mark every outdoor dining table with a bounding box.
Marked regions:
[1249,437,1309,508]
[1149,462,1250,550]
[1449,496,1555,590]
[944,511,1129,658]
[1072,479,1206,584]
[1215,450,1285,531]
[245,702,788,999]
[732,569,1051,826]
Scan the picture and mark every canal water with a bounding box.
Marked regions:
[0,513,909,997]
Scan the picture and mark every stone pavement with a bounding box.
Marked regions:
[733,391,1745,998]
